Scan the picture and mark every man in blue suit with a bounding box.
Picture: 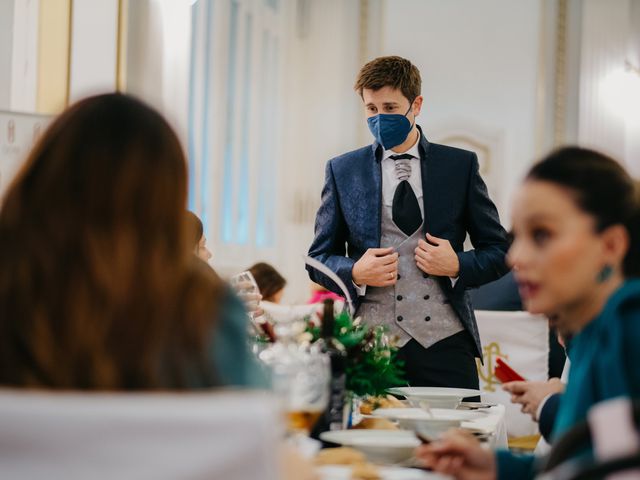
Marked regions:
[307,56,509,389]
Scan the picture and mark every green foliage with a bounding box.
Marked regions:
[307,311,405,396]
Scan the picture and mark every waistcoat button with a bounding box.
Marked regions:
[423,294,430,300]
[397,315,403,322]
[425,316,431,322]
[397,295,403,301]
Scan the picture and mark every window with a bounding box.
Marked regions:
[188,0,284,265]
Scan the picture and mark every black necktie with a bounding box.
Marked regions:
[390,154,422,236]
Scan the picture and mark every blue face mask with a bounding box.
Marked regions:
[367,103,415,150]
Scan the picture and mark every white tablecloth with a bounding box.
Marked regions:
[460,404,508,449]
[318,465,450,479]
[311,404,508,479]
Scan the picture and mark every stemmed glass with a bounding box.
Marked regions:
[259,315,331,435]
[230,271,262,321]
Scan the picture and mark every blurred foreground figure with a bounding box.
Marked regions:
[0,93,262,390]
[417,147,640,479]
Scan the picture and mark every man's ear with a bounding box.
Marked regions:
[413,95,423,117]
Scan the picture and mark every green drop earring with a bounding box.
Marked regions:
[596,264,614,283]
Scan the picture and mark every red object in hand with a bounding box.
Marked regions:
[259,321,276,342]
[494,358,526,383]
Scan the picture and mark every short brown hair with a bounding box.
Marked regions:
[354,56,421,102]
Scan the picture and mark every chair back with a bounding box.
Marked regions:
[475,309,549,437]
[0,389,282,480]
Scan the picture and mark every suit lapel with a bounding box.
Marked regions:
[370,143,383,246]
[418,129,435,236]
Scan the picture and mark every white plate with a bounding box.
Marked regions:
[317,465,448,480]
[319,430,420,464]
[387,387,481,398]
[387,387,481,409]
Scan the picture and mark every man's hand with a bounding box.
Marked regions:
[415,233,460,277]
[502,378,565,420]
[352,247,398,287]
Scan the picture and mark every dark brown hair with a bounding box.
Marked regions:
[354,56,421,102]
[527,147,640,277]
[0,94,224,390]
[248,262,286,302]
[186,210,204,250]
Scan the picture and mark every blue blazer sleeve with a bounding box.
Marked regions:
[539,393,562,442]
[306,160,358,302]
[455,155,509,289]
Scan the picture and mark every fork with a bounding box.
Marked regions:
[414,431,434,445]
[419,400,434,418]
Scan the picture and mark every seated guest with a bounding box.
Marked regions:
[247,264,332,324]
[470,270,523,311]
[186,210,213,262]
[416,147,640,479]
[0,93,263,389]
[248,262,286,304]
[307,283,344,305]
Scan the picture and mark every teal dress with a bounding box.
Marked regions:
[496,279,640,479]
[210,289,269,388]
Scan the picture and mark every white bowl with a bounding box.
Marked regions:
[319,429,420,464]
[371,407,483,438]
[387,387,481,409]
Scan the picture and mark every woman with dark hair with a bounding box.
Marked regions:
[248,262,286,303]
[186,211,212,262]
[417,147,640,479]
[0,94,262,389]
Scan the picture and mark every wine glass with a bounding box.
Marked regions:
[259,315,331,435]
[230,271,262,322]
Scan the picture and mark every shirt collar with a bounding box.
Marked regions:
[382,130,421,161]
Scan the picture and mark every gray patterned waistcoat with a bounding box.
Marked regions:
[356,206,463,349]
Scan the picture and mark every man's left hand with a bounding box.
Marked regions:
[415,233,460,277]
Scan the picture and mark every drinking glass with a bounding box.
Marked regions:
[259,315,330,435]
[230,271,262,322]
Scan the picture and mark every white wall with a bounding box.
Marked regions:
[627,0,640,178]
[279,0,362,301]
[9,0,39,112]
[68,0,119,102]
[578,0,640,177]
[0,0,15,110]
[125,0,192,143]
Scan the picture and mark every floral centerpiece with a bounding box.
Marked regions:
[306,309,405,397]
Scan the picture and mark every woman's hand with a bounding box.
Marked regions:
[415,430,496,480]
[502,378,564,420]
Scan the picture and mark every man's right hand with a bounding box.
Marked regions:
[502,378,565,420]
[352,247,399,287]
